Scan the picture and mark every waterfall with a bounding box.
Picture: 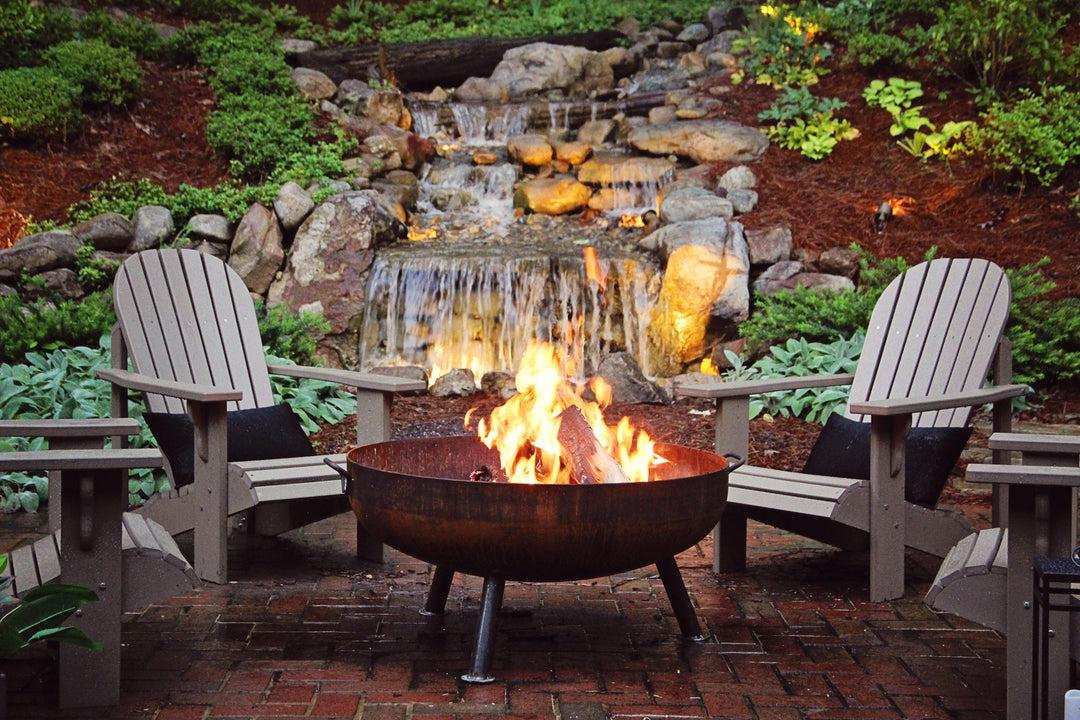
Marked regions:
[359,245,658,381]
[450,103,530,144]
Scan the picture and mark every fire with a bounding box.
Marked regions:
[476,342,661,483]
[619,214,645,228]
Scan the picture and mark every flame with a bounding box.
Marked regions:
[476,342,660,483]
[619,214,645,228]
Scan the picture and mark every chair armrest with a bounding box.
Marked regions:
[848,384,1027,416]
[674,373,854,399]
[0,448,163,472]
[0,418,142,438]
[96,368,243,404]
[266,364,427,393]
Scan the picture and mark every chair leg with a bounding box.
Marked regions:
[713,509,748,574]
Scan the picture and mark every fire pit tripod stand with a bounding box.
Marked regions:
[330,436,739,682]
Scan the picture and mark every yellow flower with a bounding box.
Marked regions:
[760,4,779,18]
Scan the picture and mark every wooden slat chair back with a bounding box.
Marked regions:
[846,258,1011,429]
[113,249,272,415]
[676,258,1026,601]
[101,249,426,584]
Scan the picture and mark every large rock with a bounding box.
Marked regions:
[363,125,437,171]
[430,368,477,397]
[131,205,174,251]
[745,225,792,266]
[228,203,284,295]
[187,214,231,242]
[290,67,337,101]
[595,352,669,404]
[514,177,592,215]
[646,218,751,373]
[0,230,81,282]
[267,192,387,366]
[659,186,734,223]
[455,77,511,103]
[490,43,614,99]
[336,79,408,128]
[71,212,133,251]
[273,182,315,233]
[577,156,676,186]
[507,134,554,166]
[627,120,769,163]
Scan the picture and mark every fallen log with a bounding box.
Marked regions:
[556,405,630,484]
[294,31,625,90]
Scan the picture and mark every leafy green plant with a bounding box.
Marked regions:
[0,0,76,69]
[732,4,832,88]
[43,39,144,107]
[759,85,858,160]
[723,332,864,422]
[969,85,1080,187]
[0,66,82,140]
[758,85,847,123]
[896,120,975,162]
[1005,260,1080,387]
[0,556,101,658]
[76,11,167,60]
[256,301,331,367]
[862,78,932,136]
[925,0,1070,101]
[75,245,122,291]
[0,292,116,364]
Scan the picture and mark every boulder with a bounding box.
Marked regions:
[627,120,769,163]
[481,370,517,399]
[187,214,231,242]
[0,230,81,281]
[577,119,616,146]
[659,186,734,223]
[552,140,591,165]
[595,352,669,404]
[507,134,554,166]
[228,203,284,295]
[71,212,133,251]
[131,205,174,251]
[490,43,614,98]
[753,260,804,295]
[819,246,862,278]
[745,225,792,266]
[336,79,409,128]
[290,67,337,101]
[430,368,477,397]
[718,165,757,192]
[274,182,315,233]
[455,76,511,103]
[577,156,676,186]
[514,177,592,215]
[727,188,758,214]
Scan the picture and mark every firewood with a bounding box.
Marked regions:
[556,405,630,484]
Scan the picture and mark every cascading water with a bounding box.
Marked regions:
[361,97,667,380]
[359,242,659,381]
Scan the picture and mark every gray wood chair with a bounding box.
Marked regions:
[0,419,199,709]
[676,258,1027,601]
[96,249,426,584]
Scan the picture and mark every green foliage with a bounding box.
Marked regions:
[969,85,1080,187]
[723,333,864,422]
[0,66,82,140]
[811,0,928,67]
[760,86,857,160]
[925,0,1070,101]
[862,78,931,136]
[740,284,879,353]
[732,4,831,88]
[266,355,355,435]
[1005,261,1080,386]
[0,557,101,658]
[256,302,331,367]
[43,39,144,107]
[75,245,122,291]
[0,292,116,364]
[896,120,975,163]
[0,0,76,69]
[76,11,167,60]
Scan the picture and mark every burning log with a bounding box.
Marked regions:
[556,405,631,484]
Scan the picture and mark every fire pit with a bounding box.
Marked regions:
[334,435,738,682]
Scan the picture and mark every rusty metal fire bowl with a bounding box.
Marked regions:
[340,436,738,682]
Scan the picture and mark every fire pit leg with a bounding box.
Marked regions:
[421,565,456,616]
[655,556,708,641]
[461,575,505,683]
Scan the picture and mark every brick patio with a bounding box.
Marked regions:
[1,506,1005,720]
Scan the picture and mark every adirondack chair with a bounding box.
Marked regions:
[928,432,1080,720]
[676,258,1027,601]
[96,249,426,584]
[0,419,200,709]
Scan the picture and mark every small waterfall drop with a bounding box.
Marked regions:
[359,243,658,381]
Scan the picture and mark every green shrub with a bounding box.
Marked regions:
[970,85,1080,187]
[77,11,167,60]
[732,4,832,88]
[740,285,879,353]
[206,93,316,181]
[43,39,144,107]
[925,0,1069,101]
[0,1,76,69]
[256,301,331,367]
[0,292,116,364]
[206,47,296,97]
[0,66,82,140]
[1005,261,1080,386]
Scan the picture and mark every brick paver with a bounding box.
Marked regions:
[1,507,1006,719]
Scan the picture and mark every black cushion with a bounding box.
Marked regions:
[801,413,972,508]
[145,404,315,490]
